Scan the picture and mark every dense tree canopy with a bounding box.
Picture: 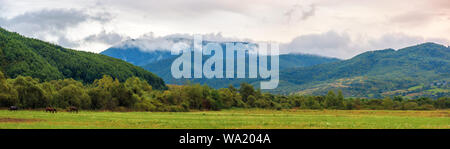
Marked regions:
[0,70,448,111]
[0,27,167,90]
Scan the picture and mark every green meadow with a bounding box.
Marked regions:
[0,109,448,129]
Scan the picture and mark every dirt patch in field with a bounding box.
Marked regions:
[0,117,43,123]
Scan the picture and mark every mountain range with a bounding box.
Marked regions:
[102,38,449,99]
[102,39,340,88]
[277,43,449,98]
[1,26,448,99]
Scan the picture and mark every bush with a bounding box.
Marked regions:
[417,104,434,110]
[435,97,450,109]
[403,102,419,110]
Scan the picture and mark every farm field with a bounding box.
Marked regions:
[0,109,449,129]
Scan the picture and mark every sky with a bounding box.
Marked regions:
[0,0,449,59]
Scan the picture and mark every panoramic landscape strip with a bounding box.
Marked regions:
[0,26,449,129]
[1,110,449,129]
[0,0,449,133]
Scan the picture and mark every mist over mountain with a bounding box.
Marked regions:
[101,37,340,89]
[102,37,449,99]
[101,33,254,66]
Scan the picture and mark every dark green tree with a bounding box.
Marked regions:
[239,83,255,102]
[12,76,48,108]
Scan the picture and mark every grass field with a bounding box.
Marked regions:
[0,109,449,129]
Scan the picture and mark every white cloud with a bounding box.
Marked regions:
[0,0,448,56]
[84,30,129,45]
[113,32,254,52]
[281,31,450,59]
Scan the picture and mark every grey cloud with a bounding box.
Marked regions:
[84,30,129,45]
[58,36,81,48]
[390,11,436,26]
[114,32,253,52]
[2,9,89,35]
[0,8,113,48]
[0,18,5,26]
[99,0,252,18]
[287,31,350,49]
[284,4,316,22]
[89,11,114,24]
[390,0,449,26]
[369,33,449,50]
[425,37,450,46]
[301,5,316,20]
[280,31,352,58]
[0,1,6,12]
[368,33,424,50]
[430,0,450,11]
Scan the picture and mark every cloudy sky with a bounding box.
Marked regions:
[0,0,449,59]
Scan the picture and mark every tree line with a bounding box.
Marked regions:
[0,71,449,111]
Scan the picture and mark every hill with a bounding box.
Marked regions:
[0,27,167,89]
[143,53,340,88]
[276,43,450,98]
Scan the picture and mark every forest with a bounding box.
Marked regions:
[0,27,166,90]
[1,70,448,111]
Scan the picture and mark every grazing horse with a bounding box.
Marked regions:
[9,106,18,111]
[68,106,78,113]
[45,107,57,113]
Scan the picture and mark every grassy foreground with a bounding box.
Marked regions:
[0,109,449,129]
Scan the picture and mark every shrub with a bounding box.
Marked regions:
[403,102,419,110]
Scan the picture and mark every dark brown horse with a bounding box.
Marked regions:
[45,107,57,113]
[68,106,78,113]
[9,106,18,111]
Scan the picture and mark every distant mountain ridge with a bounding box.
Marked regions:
[101,47,175,66]
[0,27,167,89]
[101,38,340,88]
[100,37,192,66]
[101,35,449,98]
[143,53,340,88]
[275,42,450,98]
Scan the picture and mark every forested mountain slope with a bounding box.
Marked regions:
[0,27,166,89]
[276,43,450,98]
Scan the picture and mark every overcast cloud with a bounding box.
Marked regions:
[0,0,448,58]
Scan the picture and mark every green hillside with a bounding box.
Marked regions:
[0,27,167,89]
[276,43,450,98]
[143,53,340,88]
